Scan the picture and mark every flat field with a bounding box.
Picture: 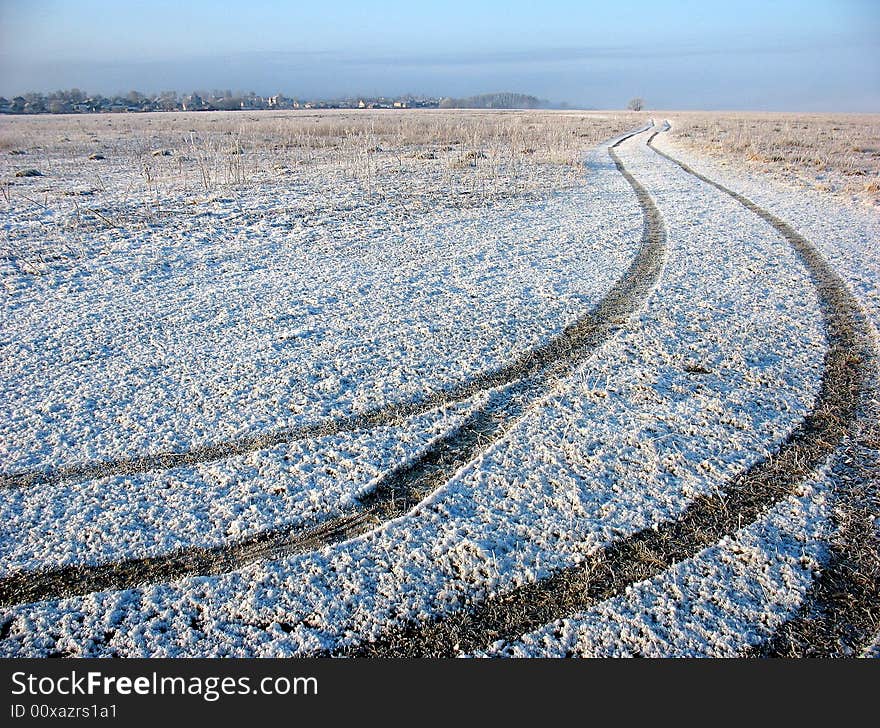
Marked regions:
[1,109,878,657]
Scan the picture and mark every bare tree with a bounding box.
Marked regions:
[627,97,645,111]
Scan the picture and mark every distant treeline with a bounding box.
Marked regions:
[438,93,550,109]
[1,89,562,115]
[0,89,442,114]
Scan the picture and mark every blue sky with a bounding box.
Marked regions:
[1,0,878,109]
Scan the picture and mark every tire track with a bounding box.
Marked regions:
[0,126,667,608]
[0,130,652,493]
[329,125,878,657]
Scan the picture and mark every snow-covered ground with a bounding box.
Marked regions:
[0,116,876,657]
[1,134,642,569]
[0,164,640,472]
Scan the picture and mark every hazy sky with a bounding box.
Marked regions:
[1,0,879,110]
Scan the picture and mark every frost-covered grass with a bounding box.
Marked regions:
[664,111,880,206]
[0,131,642,473]
[0,112,643,572]
[1,111,877,657]
[1,127,856,658]
[0,109,640,266]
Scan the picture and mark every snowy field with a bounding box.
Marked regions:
[0,110,877,657]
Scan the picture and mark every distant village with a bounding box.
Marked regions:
[0,89,444,115]
[0,90,551,115]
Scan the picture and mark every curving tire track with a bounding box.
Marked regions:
[0,126,668,608]
[329,125,880,658]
